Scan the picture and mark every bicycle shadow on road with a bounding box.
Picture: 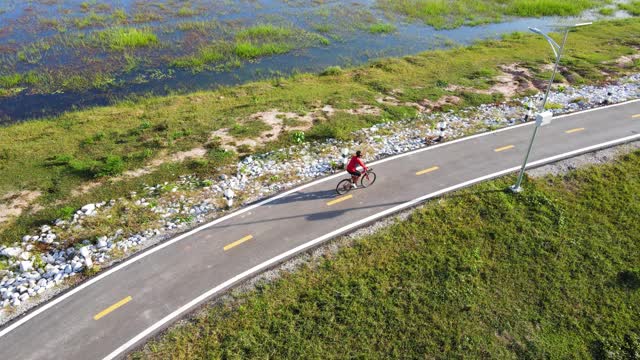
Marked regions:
[211,200,405,230]
[268,189,345,206]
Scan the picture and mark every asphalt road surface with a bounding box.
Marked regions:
[1,100,639,360]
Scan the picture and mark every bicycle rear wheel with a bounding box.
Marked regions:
[360,172,376,188]
[336,179,353,195]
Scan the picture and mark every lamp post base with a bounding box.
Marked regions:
[509,185,523,193]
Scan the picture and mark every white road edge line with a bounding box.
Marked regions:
[0,99,638,341]
[103,132,640,360]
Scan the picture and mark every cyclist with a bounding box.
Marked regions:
[346,150,368,188]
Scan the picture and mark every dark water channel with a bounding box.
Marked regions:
[0,0,608,124]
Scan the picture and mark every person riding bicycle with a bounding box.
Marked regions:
[346,150,368,188]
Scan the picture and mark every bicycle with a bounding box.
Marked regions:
[335,168,377,195]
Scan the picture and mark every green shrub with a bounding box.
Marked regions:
[320,66,343,76]
[290,131,305,144]
[58,206,76,220]
[97,155,125,177]
[617,269,640,289]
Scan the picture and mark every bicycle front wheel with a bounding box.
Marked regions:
[360,172,376,188]
[336,179,352,195]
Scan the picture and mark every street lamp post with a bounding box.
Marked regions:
[510,22,591,193]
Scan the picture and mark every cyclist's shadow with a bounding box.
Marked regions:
[270,189,337,206]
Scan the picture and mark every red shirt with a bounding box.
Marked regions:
[347,156,367,172]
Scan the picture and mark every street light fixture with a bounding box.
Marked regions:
[509,22,592,193]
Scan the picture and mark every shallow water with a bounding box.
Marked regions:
[0,0,620,124]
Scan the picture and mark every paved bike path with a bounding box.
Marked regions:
[0,101,638,359]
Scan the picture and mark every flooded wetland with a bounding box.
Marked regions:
[0,0,631,123]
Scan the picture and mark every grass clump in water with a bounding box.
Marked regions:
[234,42,293,59]
[94,27,158,50]
[368,23,396,34]
[619,1,640,16]
[171,45,226,70]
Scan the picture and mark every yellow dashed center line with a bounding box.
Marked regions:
[416,166,440,176]
[494,145,515,152]
[94,296,132,320]
[327,194,353,206]
[565,127,585,134]
[632,114,640,118]
[224,235,254,251]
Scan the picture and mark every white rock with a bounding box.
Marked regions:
[1,247,22,258]
[11,298,20,307]
[22,235,31,243]
[19,261,33,272]
[36,287,46,295]
[19,252,32,261]
[81,204,96,213]
[79,246,91,258]
[63,265,72,274]
[19,293,29,301]
[84,257,93,269]
[72,262,83,272]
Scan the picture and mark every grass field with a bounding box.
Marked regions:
[377,0,609,29]
[133,149,640,359]
[1,19,639,247]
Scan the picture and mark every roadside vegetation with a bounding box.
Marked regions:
[376,0,610,29]
[132,149,640,359]
[1,18,639,247]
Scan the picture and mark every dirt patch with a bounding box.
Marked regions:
[419,96,462,111]
[70,148,210,197]
[211,109,315,151]
[0,190,41,224]
[346,105,382,116]
[445,63,538,100]
[151,148,207,166]
[616,53,640,67]
[376,96,423,110]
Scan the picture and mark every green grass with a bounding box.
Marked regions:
[368,23,397,34]
[133,149,640,359]
[228,120,272,138]
[93,27,158,50]
[620,1,640,16]
[0,74,22,88]
[1,18,639,247]
[171,45,226,70]
[599,7,615,16]
[377,0,606,29]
